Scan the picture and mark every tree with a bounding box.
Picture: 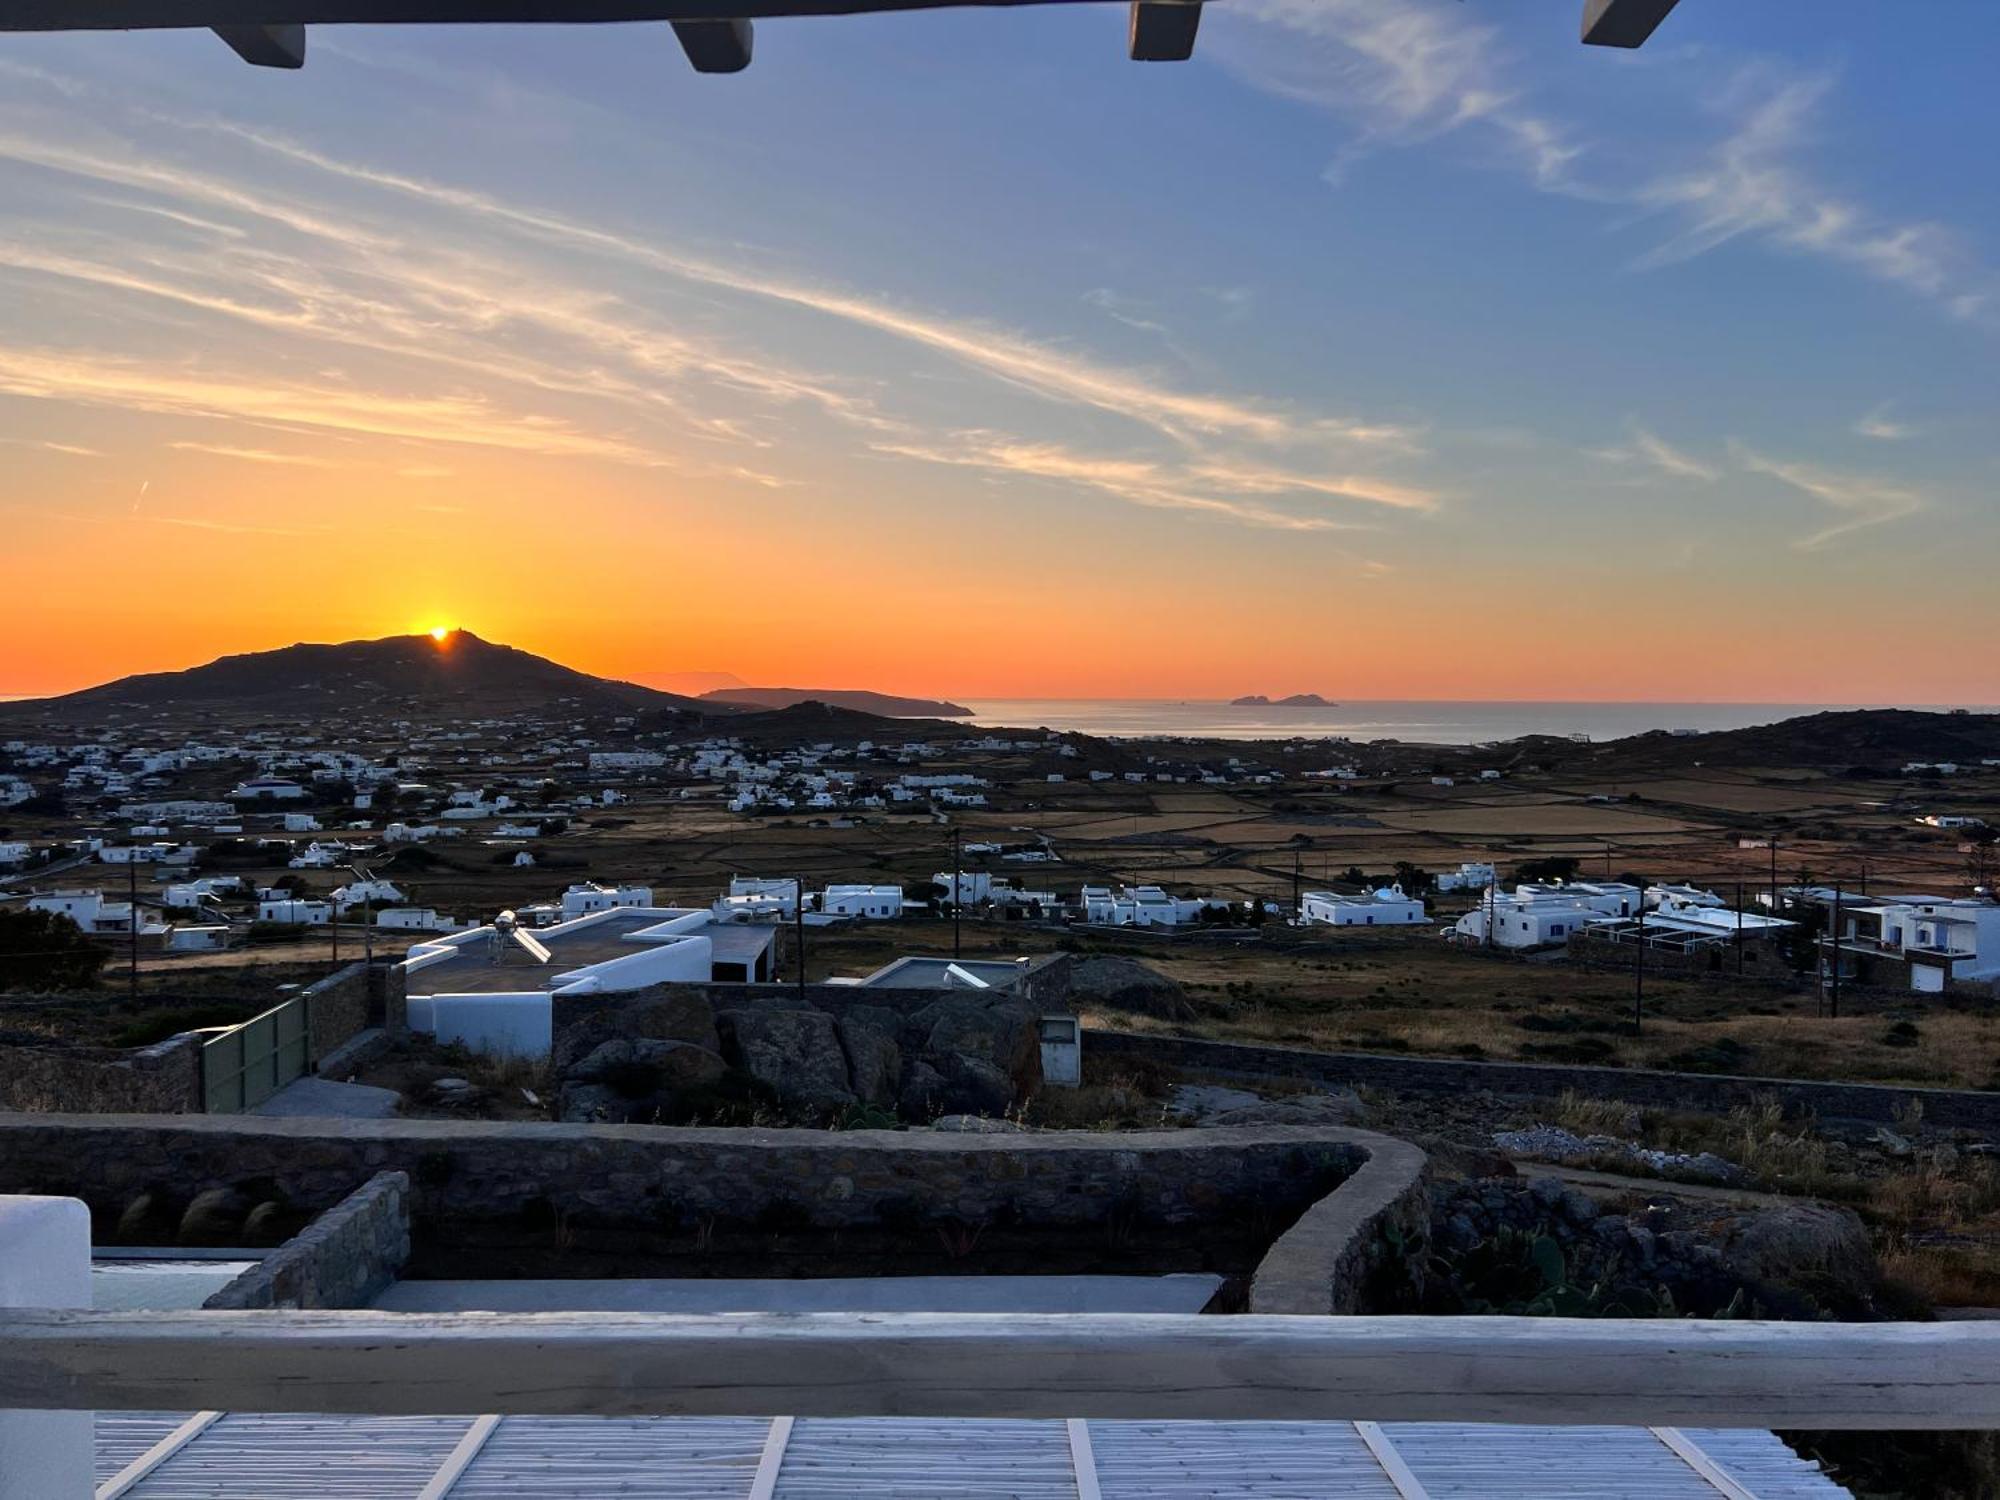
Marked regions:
[1340,865,1368,888]
[0,908,108,990]
[1392,862,1436,898]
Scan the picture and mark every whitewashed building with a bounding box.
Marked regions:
[1081,884,1205,927]
[257,897,332,925]
[1828,895,2000,993]
[820,885,904,920]
[561,882,655,919]
[936,871,994,905]
[1301,887,1428,927]
[1435,862,1496,893]
[727,877,800,916]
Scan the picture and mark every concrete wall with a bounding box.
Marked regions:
[0,1033,202,1115]
[409,992,553,1059]
[0,1115,1366,1243]
[0,1195,92,1500]
[1087,1028,2000,1131]
[203,1172,410,1310]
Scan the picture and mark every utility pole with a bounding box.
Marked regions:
[1291,849,1301,924]
[795,873,806,1000]
[127,852,138,1004]
[951,827,962,960]
[1769,839,1779,917]
[1735,877,1745,976]
[1633,900,1644,1037]
[1485,875,1495,950]
[1829,882,1843,1020]
[330,879,339,968]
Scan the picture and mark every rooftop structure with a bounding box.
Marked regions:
[405,905,776,997]
[840,955,1038,990]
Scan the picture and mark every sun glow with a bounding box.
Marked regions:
[429,626,453,643]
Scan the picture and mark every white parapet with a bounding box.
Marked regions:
[0,1195,92,1500]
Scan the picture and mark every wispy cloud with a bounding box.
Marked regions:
[1629,425,1720,483]
[0,345,668,466]
[0,90,1433,536]
[149,114,1418,454]
[1,436,99,456]
[1854,403,1918,442]
[873,434,1372,533]
[1208,2,1997,323]
[168,440,330,466]
[1737,448,1930,549]
[147,514,324,537]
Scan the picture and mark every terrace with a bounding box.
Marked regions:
[3,1110,1994,1497]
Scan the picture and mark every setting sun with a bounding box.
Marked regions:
[430,626,453,643]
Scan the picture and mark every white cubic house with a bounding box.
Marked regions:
[820,885,904,920]
[1301,887,1428,927]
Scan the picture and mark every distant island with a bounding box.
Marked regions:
[702,687,973,718]
[1230,693,1337,708]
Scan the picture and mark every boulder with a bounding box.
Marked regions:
[1719,1203,1878,1301]
[1067,955,1194,1020]
[557,1082,633,1123]
[552,986,721,1073]
[240,1200,291,1246]
[911,991,1040,1103]
[115,1190,178,1244]
[899,1059,950,1121]
[837,1014,903,1108]
[567,1038,727,1096]
[719,1005,856,1113]
[940,1055,1016,1117]
[178,1187,252,1246]
[1205,1090,1363,1127]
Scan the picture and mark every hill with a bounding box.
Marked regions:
[1,632,727,721]
[723,701,977,743]
[1584,709,2000,772]
[703,686,972,718]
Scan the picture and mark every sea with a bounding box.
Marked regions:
[956,699,1990,746]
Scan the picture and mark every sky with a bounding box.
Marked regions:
[0,0,1996,703]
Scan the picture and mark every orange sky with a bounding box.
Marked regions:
[3,438,1990,703]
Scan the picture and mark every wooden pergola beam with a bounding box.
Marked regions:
[1580,0,1681,48]
[3,1309,1998,1429]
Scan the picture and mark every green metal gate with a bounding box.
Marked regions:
[201,995,311,1113]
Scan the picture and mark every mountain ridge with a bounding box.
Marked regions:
[0,632,725,720]
[702,686,972,718]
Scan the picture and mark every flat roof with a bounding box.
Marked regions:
[407,908,774,996]
[856,956,1032,990]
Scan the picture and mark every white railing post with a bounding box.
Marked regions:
[0,1196,92,1500]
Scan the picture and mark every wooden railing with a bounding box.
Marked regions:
[2,1309,1996,1429]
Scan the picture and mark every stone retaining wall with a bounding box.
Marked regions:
[1249,1132,1428,1315]
[0,1114,1373,1245]
[0,1034,202,1114]
[203,1171,411,1310]
[303,961,405,1063]
[1087,1029,2000,1131]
